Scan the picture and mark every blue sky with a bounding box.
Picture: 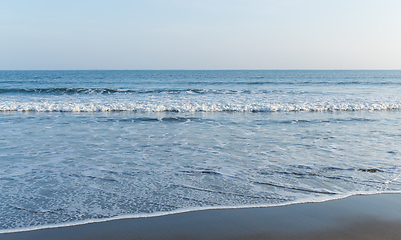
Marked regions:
[1,0,400,70]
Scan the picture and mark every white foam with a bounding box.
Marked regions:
[1,191,399,234]
[2,96,401,232]
[1,99,401,112]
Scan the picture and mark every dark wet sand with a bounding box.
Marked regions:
[2,194,401,240]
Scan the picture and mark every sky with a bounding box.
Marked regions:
[1,0,401,70]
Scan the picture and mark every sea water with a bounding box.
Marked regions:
[1,70,401,232]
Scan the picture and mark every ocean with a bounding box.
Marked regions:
[1,70,401,232]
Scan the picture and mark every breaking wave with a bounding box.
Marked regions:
[1,100,401,112]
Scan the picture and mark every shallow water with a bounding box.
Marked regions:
[1,70,401,231]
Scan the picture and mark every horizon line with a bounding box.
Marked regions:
[1,69,400,71]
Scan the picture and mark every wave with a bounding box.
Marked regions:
[1,192,400,234]
[0,88,306,95]
[2,101,401,112]
[0,88,142,94]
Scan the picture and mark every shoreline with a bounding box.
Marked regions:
[0,192,349,235]
[2,193,401,239]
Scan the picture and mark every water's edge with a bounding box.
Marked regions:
[2,191,400,234]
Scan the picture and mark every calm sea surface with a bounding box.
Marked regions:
[1,70,401,231]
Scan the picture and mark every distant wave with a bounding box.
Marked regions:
[0,88,139,94]
[0,88,231,95]
[0,88,306,95]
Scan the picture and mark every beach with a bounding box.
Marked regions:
[2,0,401,237]
[2,193,401,240]
[2,70,401,237]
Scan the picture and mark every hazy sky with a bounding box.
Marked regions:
[1,0,401,70]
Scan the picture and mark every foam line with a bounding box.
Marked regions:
[1,191,400,234]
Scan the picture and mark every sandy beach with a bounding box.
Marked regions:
[3,0,401,236]
[2,193,401,240]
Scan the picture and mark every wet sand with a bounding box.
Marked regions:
[2,194,401,240]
